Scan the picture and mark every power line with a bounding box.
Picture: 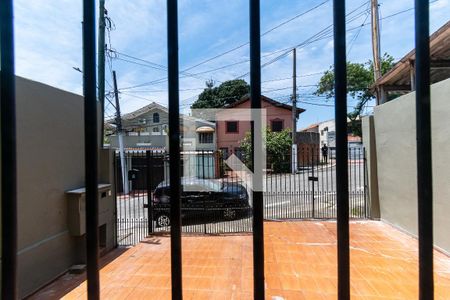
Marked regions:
[113,2,331,91]
[347,10,370,56]
[234,0,431,80]
[182,0,331,72]
[234,2,371,79]
[262,85,319,93]
[113,1,428,101]
[115,3,369,91]
[110,50,218,87]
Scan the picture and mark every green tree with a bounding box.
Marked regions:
[240,128,292,173]
[315,53,395,136]
[191,79,250,109]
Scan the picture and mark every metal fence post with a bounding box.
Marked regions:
[167,0,183,299]
[415,1,433,299]
[249,0,265,299]
[1,0,18,297]
[146,151,154,234]
[333,0,350,298]
[83,0,100,298]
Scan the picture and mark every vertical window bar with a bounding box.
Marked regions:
[82,0,100,298]
[414,1,433,299]
[333,0,350,299]
[1,0,18,298]
[249,0,265,299]
[167,0,183,299]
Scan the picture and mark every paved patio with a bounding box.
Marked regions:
[29,221,450,299]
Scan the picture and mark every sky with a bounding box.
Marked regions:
[12,0,450,129]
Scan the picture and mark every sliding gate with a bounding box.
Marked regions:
[115,148,368,245]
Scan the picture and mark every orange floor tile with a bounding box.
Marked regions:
[28,221,450,299]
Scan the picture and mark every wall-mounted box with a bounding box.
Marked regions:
[66,184,112,236]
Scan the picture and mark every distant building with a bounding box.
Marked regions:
[295,131,320,165]
[301,118,362,159]
[215,95,305,158]
[107,102,216,151]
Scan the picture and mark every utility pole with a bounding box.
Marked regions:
[371,0,384,104]
[113,71,129,194]
[291,48,298,174]
[98,0,106,147]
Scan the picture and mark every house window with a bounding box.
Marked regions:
[271,119,283,132]
[153,112,159,123]
[226,121,238,133]
[152,127,160,135]
[198,132,213,144]
[220,148,229,159]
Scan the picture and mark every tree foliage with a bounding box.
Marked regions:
[240,128,292,173]
[191,79,250,109]
[314,53,395,136]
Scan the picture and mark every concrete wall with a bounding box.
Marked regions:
[0,76,116,297]
[372,78,450,253]
[361,116,380,219]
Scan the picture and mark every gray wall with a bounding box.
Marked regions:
[372,78,450,253]
[361,116,380,219]
[0,76,115,298]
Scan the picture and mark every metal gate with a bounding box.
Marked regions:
[263,146,368,220]
[115,148,368,245]
[115,151,164,245]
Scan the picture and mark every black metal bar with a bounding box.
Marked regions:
[1,0,18,297]
[333,0,350,298]
[415,1,433,299]
[147,151,154,234]
[311,151,315,218]
[249,0,265,298]
[83,0,99,298]
[113,154,119,248]
[167,0,183,298]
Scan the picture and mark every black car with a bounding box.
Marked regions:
[152,177,250,227]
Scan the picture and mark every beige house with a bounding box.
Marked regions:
[107,102,216,151]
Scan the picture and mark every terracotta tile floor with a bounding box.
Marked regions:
[29,221,450,299]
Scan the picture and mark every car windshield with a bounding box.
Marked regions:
[222,183,244,194]
[182,178,222,192]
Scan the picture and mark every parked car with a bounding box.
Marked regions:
[152,177,250,227]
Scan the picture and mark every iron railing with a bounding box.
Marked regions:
[1,0,18,298]
[114,149,368,245]
[0,0,433,299]
[82,0,100,298]
[334,0,350,297]
[415,1,433,298]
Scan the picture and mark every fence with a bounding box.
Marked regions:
[115,148,368,245]
[1,0,434,298]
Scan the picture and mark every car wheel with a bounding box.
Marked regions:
[223,208,237,220]
[156,213,171,227]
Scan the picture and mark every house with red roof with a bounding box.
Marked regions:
[215,95,305,158]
